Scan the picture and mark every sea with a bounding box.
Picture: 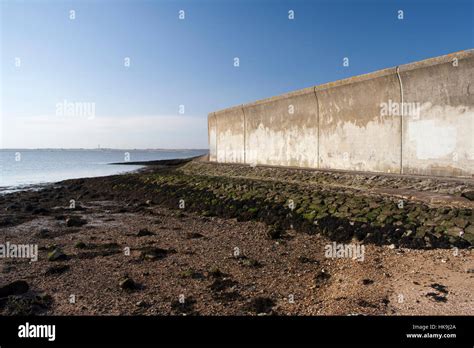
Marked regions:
[0,149,207,193]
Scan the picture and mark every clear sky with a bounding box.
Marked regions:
[1,0,472,149]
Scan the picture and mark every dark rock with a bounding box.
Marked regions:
[137,228,154,237]
[36,228,51,238]
[2,294,53,315]
[207,267,225,278]
[426,292,447,302]
[180,269,205,279]
[119,278,139,291]
[315,269,331,286]
[32,207,49,215]
[245,297,275,314]
[240,258,262,268]
[362,279,374,285]
[140,247,173,261]
[72,204,86,211]
[0,217,14,227]
[45,265,70,276]
[66,216,87,227]
[430,283,448,294]
[209,278,237,292]
[461,191,474,201]
[186,232,204,239]
[0,280,29,297]
[297,256,320,264]
[23,204,34,212]
[136,300,149,308]
[6,203,21,211]
[357,299,378,308]
[267,224,282,239]
[74,242,87,249]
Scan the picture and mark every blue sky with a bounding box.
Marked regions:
[1,0,472,149]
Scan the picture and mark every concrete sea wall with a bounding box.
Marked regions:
[208,50,474,177]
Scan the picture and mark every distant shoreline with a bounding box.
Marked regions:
[109,155,207,166]
[0,150,208,191]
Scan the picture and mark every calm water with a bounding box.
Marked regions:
[0,149,207,192]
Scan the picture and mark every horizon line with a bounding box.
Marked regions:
[0,148,209,151]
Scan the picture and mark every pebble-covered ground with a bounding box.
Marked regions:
[0,159,472,315]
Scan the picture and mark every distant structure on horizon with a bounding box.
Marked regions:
[208,49,474,178]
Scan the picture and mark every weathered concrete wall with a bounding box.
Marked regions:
[208,113,217,162]
[208,49,474,177]
[400,51,474,177]
[243,87,319,168]
[316,68,402,173]
[214,106,245,163]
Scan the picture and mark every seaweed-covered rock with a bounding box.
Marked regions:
[47,248,67,261]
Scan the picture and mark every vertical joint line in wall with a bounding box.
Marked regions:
[241,105,246,164]
[313,86,320,169]
[396,66,404,175]
[214,112,218,162]
[207,114,210,160]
